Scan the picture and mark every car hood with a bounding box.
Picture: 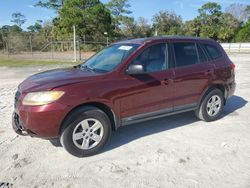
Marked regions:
[19,67,101,92]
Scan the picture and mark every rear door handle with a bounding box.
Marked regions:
[161,78,172,85]
[205,69,214,76]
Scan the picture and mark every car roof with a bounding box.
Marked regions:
[115,36,215,45]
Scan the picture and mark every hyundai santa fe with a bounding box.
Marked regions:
[12,36,236,157]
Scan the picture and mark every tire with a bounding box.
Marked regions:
[195,89,224,122]
[60,107,112,157]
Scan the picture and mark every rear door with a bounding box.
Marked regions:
[172,42,215,110]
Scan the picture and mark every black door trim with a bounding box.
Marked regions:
[121,103,197,126]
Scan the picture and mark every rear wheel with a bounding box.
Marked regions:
[60,107,111,157]
[195,89,224,122]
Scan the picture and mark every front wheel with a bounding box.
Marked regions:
[60,107,111,157]
[195,89,224,122]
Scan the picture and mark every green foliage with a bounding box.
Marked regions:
[35,0,65,11]
[27,20,43,33]
[198,2,222,17]
[197,2,222,40]
[57,0,112,40]
[236,20,250,42]
[11,12,26,28]
[218,13,240,42]
[2,0,250,54]
[106,0,132,34]
[184,19,201,36]
[152,11,183,35]
[186,2,241,42]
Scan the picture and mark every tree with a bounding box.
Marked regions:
[236,20,250,42]
[198,2,222,18]
[27,20,43,33]
[120,17,136,37]
[184,18,201,37]
[218,13,241,42]
[120,17,152,38]
[197,2,222,40]
[11,12,26,28]
[135,17,152,37]
[57,0,112,40]
[35,0,64,11]
[225,3,250,23]
[152,11,183,35]
[106,0,132,32]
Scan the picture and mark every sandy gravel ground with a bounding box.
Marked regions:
[0,54,250,188]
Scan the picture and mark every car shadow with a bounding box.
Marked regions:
[104,95,248,152]
[222,95,248,116]
[49,95,248,150]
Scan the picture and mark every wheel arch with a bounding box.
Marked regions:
[199,84,227,106]
[59,102,119,135]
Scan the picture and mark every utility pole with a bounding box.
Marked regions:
[73,25,77,62]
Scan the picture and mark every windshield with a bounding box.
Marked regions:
[80,44,140,73]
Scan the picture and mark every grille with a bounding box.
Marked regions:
[14,91,21,108]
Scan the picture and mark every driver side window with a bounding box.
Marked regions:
[131,43,167,72]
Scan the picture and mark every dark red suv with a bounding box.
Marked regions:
[13,37,236,157]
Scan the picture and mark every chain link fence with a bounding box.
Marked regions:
[0,34,109,61]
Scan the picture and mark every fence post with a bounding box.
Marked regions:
[73,25,77,62]
[29,35,33,58]
[239,43,241,52]
[83,35,86,60]
[51,39,54,59]
[6,41,9,58]
[78,41,81,61]
[229,43,231,53]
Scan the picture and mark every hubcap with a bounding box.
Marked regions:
[206,95,222,117]
[72,119,104,150]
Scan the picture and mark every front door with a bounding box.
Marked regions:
[119,43,175,119]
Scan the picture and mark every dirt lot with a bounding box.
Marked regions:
[0,53,250,188]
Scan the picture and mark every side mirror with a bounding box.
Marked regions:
[126,65,144,75]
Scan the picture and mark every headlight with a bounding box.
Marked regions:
[22,91,65,106]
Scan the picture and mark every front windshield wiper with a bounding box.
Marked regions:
[73,64,81,69]
[81,65,108,73]
[81,65,95,72]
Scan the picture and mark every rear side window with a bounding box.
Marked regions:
[173,42,198,67]
[204,44,222,60]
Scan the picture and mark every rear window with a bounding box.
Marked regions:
[204,44,222,60]
[197,44,207,63]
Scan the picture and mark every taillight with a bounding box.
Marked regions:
[230,63,236,70]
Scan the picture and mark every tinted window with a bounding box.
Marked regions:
[197,44,207,63]
[173,43,198,67]
[204,44,222,60]
[132,43,167,72]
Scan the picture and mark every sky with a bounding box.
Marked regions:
[0,0,249,29]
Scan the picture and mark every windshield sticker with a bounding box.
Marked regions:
[118,46,133,51]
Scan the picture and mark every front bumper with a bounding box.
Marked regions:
[12,112,29,136]
[12,95,71,139]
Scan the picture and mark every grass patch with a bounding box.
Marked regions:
[0,59,80,67]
